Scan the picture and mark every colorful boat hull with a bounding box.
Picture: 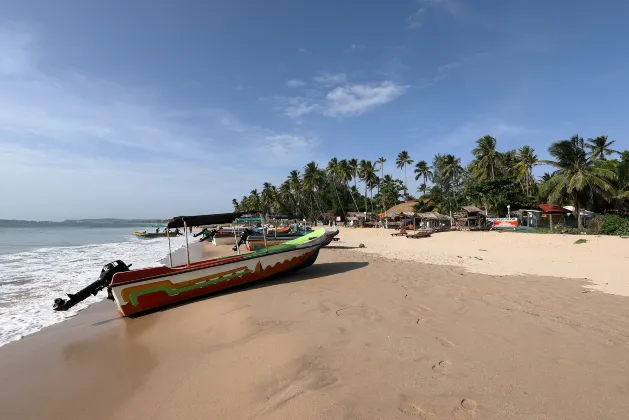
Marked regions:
[110,228,336,316]
[132,231,178,238]
[246,235,303,251]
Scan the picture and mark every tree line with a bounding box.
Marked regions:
[233,134,628,230]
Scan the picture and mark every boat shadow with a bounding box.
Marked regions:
[128,261,369,318]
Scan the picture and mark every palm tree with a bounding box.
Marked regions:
[260,182,277,214]
[348,158,359,190]
[542,135,616,231]
[586,135,618,161]
[249,189,261,211]
[471,135,498,181]
[395,151,414,195]
[413,160,433,195]
[376,157,387,193]
[339,159,360,211]
[359,160,377,213]
[326,157,346,217]
[287,170,302,215]
[303,161,325,219]
[513,146,538,196]
[231,198,240,211]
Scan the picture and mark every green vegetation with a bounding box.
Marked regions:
[600,214,629,236]
[574,239,588,244]
[232,135,629,230]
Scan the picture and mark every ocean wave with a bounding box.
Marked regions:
[0,235,190,347]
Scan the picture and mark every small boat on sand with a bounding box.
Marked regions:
[54,212,338,317]
[133,231,179,238]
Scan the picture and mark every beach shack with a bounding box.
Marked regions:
[454,206,488,230]
[538,204,569,231]
[416,212,451,230]
[511,209,542,230]
[382,200,419,228]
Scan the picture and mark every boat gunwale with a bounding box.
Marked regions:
[110,230,330,287]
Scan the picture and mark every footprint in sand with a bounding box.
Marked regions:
[436,336,455,349]
[432,360,451,374]
[397,402,434,419]
[461,399,477,411]
[452,399,478,419]
[417,305,432,312]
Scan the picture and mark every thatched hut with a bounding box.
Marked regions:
[454,205,488,230]
[415,212,452,230]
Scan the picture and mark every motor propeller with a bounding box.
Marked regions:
[53,260,131,311]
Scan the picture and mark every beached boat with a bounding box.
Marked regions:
[132,231,179,238]
[54,212,338,317]
[245,234,304,251]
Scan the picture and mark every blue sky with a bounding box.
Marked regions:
[1,0,628,220]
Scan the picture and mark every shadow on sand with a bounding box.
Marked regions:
[122,261,369,319]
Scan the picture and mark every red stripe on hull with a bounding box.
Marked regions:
[118,250,314,316]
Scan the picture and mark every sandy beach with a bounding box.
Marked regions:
[1,231,629,420]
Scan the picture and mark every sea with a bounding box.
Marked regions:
[0,225,190,347]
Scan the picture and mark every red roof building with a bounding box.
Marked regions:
[539,204,569,214]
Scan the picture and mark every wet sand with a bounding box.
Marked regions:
[1,242,629,420]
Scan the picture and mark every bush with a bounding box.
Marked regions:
[601,214,629,236]
[587,216,603,234]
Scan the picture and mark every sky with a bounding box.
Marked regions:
[1,0,628,220]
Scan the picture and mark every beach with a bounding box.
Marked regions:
[1,230,629,420]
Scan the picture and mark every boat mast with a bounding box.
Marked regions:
[184,220,190,266]
[262,213,268,253]
[167,228,173,267]
[233,219,240,255]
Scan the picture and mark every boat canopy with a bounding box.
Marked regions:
[166,212,260,229]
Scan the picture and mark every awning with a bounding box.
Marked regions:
[166,212,260,229]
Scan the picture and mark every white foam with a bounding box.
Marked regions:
[0,235,190,347]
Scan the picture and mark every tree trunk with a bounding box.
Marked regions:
[404,165,407,195]
[575,196,582,232]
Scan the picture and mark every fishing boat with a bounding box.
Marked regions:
[132,231,179,238]
[53,212,338,317]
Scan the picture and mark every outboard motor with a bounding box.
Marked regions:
[232,229,252,252]
[53,260,131,311]
[198,229,217,242]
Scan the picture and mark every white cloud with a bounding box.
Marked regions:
[286,79,306,88]
[313,72,347,87]
[261,134,318,161]
[323,82,408,117]
[406,0,460,30]
[406,7,426,30]
[283,97,319,118]
[270,78,408,120]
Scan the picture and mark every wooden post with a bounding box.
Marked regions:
[549,214,553,232]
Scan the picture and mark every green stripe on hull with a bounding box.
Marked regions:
[129,268,252,306]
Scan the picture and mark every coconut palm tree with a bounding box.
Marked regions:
[260,182,277,214]
[249,189,261,211]
[471,135,498,181]
[287,170,302,215]
[359,160,378,213]
[513,146,538,196]
[303,161,325,219]
[376,157,387,193]
[231,198,240,211]
[542,135,616,231]
[586,135,618,161]
[339,159,360,211]
[395,151,414,194]
[413,160,433,195]
[348,158,359,190]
